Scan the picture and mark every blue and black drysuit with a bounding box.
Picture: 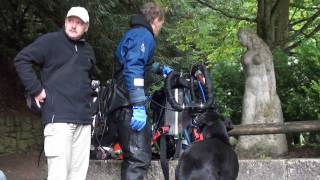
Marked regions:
[109,14,164,180]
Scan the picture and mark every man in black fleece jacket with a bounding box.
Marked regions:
[14,7,95,180]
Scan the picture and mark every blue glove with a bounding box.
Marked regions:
[161,65,173,77]
[130,106,147,131]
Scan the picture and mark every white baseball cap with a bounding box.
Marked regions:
[66,7,89,23]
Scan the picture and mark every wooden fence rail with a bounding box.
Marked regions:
[228,120,320,136]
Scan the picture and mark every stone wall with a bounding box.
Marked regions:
[0,113,42,155]
[3,158,320,180]
[87,159,320,180]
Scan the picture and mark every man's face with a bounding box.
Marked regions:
[151,17,164,37]
[64,16,88,40]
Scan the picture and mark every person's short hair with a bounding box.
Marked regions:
[140,2,165,23]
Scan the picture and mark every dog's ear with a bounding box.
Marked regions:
[201,110,220,124]
[223,117,234,131]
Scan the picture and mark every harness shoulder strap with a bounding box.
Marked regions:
[46,52,79,84]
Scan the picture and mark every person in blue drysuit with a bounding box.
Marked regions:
[109,2,173,180]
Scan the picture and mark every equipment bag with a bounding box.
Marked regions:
[100,79,130,116]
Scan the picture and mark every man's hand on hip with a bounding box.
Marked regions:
[34,89,46,108]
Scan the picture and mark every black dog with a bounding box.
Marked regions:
[175,110,239,180]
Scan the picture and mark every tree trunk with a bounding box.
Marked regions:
[257,0,289,50]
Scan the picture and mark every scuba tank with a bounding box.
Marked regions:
[163,88,191,137]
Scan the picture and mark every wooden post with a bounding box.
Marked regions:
[228,120,320,136]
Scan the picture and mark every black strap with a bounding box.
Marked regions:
[160,135,169,180]
[46,52,79,84]
[174,139,182,159]
[37,143,44,167]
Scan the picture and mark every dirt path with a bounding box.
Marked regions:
[0,147,46,180]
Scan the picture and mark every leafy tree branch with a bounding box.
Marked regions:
[289,9,320,41]
[194,0,256,23]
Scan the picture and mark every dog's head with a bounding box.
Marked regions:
[193,110,233,143]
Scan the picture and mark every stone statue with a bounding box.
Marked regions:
[236,28,287,158]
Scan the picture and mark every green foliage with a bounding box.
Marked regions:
[288,0,320,49]
[210,60,244,123]
[167,7,241,63]
[274,40,320,121]
[166,0,256,62]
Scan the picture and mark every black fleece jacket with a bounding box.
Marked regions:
[14,30,96,125]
